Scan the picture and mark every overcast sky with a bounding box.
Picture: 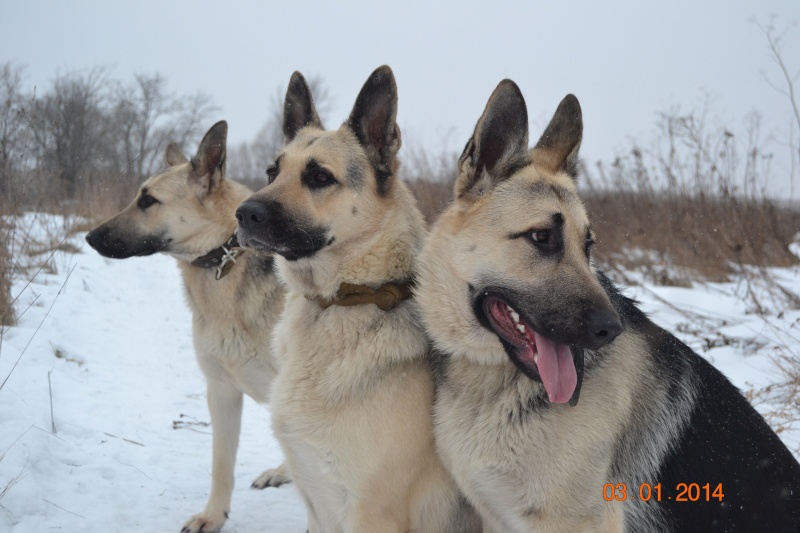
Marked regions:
[3,0,799,194]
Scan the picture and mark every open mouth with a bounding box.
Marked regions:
[480,295,584,405]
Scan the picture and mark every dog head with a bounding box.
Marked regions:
[417,80,621,405]
[86,121,241,261]
[237,66,423,296]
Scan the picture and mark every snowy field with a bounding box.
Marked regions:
[1,214,798,532]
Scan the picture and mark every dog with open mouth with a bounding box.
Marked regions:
[416,79,800,532]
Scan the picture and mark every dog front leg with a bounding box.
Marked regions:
[182,378,243,533]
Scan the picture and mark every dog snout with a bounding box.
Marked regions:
[86,228,101,249]
[85,226,106,251]
[236,200,271,230]
[585,308,622,349]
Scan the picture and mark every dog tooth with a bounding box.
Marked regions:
[534,353,539,364]
[510,310,520,323]
[516,323,526,334]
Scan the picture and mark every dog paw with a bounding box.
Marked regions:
[181,510,227,533]
[251,464,292,489]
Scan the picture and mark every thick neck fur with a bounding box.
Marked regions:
[277,180,426,299]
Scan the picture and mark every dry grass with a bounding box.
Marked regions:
[582,108,800,281]
[399,142,458,224]
[582,188,800,281]
[404,164,800,285]
[405,178,453,225]
[748,347,800,454]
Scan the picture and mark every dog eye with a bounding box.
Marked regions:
[530,230,550,244]
[313,171,333,185]
[266,166,278,185]
[307,170,336,189]
[520,225,562,254]
[137,193,159,210]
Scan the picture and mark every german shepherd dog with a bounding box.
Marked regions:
[85,122,288,533]
[415,80,800,532]
[236,66,480,533]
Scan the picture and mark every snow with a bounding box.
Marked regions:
[0,216,305,532]
[1,215,798,531]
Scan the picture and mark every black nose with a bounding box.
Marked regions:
[586,308,623,349]
[236,200,270,230]
[85,227,104,250]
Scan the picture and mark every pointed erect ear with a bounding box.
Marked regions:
[531,94,582,179]
[283,72,323,142]
[190,120,227,194]
[347,65,401,194]
[456,79,530,199]
[165,142,188,167]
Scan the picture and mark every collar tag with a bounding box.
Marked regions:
[215,244,241,280]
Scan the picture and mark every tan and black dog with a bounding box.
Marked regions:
[85,122,288,533]
[236,66,480,533]
[415,80,800,532]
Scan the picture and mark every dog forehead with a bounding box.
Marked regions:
[141,164,189,196]
[283,130,354,163]
[489,174,587,227]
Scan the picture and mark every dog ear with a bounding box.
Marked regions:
[165,142,188,167]
[531,94,582,179]
[456,79,529,199]
[346,65,401,194]
[283,72,323,142]
[190,120,227,195]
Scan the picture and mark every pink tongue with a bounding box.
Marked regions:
[534,332,576,403]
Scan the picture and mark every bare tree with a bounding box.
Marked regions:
[752,16,800,199]
[0,63,28,203]
[110,73,216,187]
[26,67,110,198]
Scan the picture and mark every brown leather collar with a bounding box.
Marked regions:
[307,280,414,311]
[190,234,243,280]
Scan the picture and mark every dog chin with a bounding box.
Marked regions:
[91,241,164,259]
[238,233,319,262]
[238,232,275,253]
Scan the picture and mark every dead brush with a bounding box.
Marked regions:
[399,141,457,224]
[582,107,800,286]
[748,344,800,455]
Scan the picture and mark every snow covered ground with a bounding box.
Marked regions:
[0,215,305,532]
[1,214,798,532]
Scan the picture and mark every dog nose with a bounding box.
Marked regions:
[85,226,105,250]
[586,308,622,349]
[236,200,269,229]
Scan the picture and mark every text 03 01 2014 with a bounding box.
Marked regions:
[602,483,724,502]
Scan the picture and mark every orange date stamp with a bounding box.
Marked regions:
[603,483,724,502]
